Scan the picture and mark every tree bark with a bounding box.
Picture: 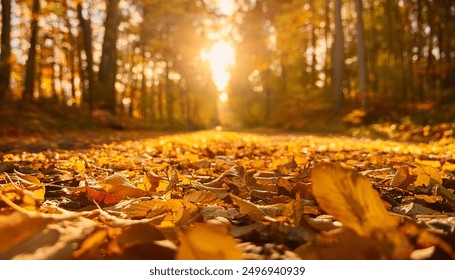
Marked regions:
[77,1,95,114]
[0,0,12,101]
[332,0,344,112]
[98,0,120,114]
[63,0,77,103]
[355,0,367,108]
[165,60,174,125]
[23,0,41,101]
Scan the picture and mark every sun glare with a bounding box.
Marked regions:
[204,40,235,92]
[219,91,229,103]
[218,0,235,16]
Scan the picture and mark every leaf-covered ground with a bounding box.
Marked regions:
[1,130,454,260]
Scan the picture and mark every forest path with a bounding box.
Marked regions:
[1,130,454,259]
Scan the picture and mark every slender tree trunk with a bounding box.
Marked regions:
[443,0,454,87]
[139,6,150,121]
[415,0,424,101]
[165,61,174,125]
[0,0,12,101]
[179,80,188,126]
[355,0,367,108]
[311,24,317,86]
[77,34,86,102]
[98,0,120,114]
[332,0,344,112]
[158,79,164,121]
[263,69,271,121]
[77,1,95,114]
[425,0,436,89]
[140,55,148,121]
[149,64,157,124]
[63,0,77,103]
[23,0,41,101]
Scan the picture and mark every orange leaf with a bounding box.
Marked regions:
[85,175,147,205]
[177,223,242,260]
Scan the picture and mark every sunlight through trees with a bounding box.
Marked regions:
[0,0,454,129]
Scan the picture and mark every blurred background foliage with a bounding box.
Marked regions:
[0,0,454,139]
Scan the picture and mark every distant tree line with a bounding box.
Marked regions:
[0,0,454,129]
[230,0,455,127]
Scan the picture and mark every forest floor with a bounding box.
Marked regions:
[1,128,454,260]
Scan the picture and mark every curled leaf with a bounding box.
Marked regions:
[311,163,397,236]
[230,193,284,222]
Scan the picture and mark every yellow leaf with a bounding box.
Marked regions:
[311,163,396,236]
[413,165,442,187]
[230,194,284,222]
[138,174,150,192]
[156,180,170,192]
[415,159,441,168]
[442,162,455,172]
[177,223,242,260]
[103,173,135,188]
[10,171,45,201]
[177,174,192,185]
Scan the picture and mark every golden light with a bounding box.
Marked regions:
[219,92,229,103]
[204,40,235,91]
[218,0,235,16]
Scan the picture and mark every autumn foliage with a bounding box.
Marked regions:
[0,131,454,260]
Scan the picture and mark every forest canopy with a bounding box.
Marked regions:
[0,0,454,132]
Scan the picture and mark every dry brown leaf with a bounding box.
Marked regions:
[230,193,284,222]
[392,202,441,216]
[113,223,176,259]
[0,211,97,259]
[311,163,397,236]
[183,190,221,205]
[176,223,242,260]
[121,199,169,219]
[296,227,411,260]
[390,166,415,189]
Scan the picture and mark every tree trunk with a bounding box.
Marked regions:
[23,0,41,101]
[332,0,344,112]
[0,0,12,101]
[355,0,367,108]
[140,5,150,122]
[140,54,148,121]
[165,61,174,125]
[158,79,164,121]
[98,0,120,114]
[63,0,77,103]
[77,1,95,114]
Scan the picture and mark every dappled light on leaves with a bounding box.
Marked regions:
[0,131,454,259]
[177,223,242,260]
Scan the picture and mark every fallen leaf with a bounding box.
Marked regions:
[311,163,397,236]
[176,223,242,260]
[183,190,221,205]
[295,227,411,260]
[0,211,97,260]
[390,166,415,189]
[392,202,441,216]
[413,165,442,187]
[230,193,284,222]
[85,175,147,205]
